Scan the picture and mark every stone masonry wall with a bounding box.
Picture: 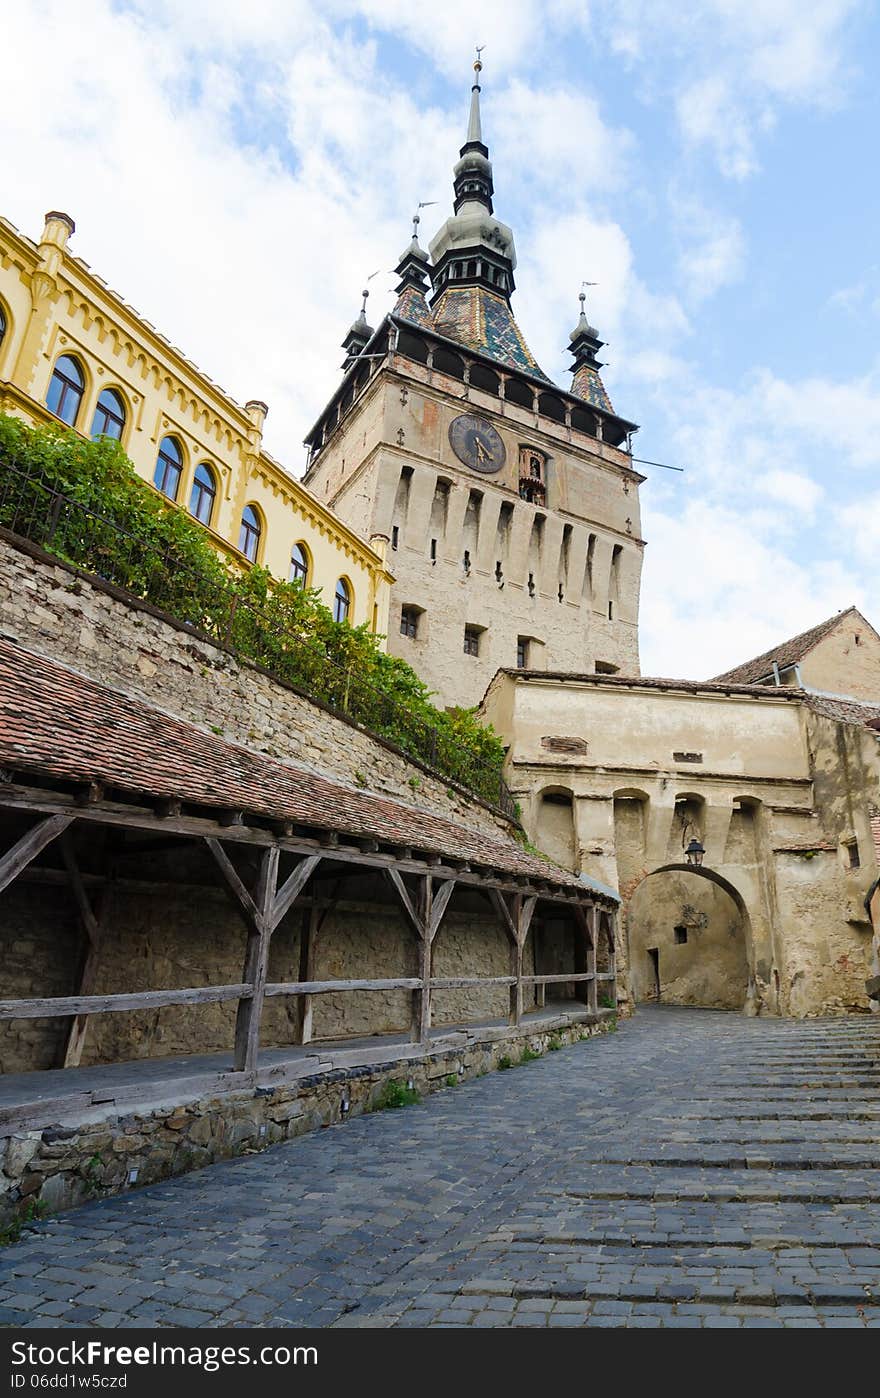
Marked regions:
[0,867,541,1071]
[0,536,514,839]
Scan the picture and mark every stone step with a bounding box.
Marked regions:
[508,1232,878,1251]
[560,1188,880,1202]
[457,1279,880,1307]
[568,1154,880,1169]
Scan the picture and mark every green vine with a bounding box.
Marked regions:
[0,416,508,804]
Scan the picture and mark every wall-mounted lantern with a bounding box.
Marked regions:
[685,837,705,868]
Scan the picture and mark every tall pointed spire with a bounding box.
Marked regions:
[392,210,432,327]
[341,287,374,369]
[451,51,494,215]
[568,289,614,412]
[466,49,483,145]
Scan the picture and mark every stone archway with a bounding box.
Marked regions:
[627,863,752,1011]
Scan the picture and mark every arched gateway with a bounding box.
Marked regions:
[626,863,753,1011]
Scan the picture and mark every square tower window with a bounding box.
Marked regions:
[517,637,529,669]
[400,606,419,640]
[464,626,481,657]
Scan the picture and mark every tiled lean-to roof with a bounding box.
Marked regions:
[0,638,611,898]
[429,285,552,382]
[712,607,867,685]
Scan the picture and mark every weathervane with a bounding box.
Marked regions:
[412,200,437,239]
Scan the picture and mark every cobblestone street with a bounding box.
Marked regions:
[2,1006,880,1329]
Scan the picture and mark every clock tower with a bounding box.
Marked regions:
[302,57,645,710]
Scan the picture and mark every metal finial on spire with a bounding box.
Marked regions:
[360,288,369,315]
[412,200,437,239]
[467,46,485,144]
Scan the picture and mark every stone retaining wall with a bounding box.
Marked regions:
[0,535,514,838]
[0,1013,613,1227]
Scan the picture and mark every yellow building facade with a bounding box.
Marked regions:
[0,210,393,635]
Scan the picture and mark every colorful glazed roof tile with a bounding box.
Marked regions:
[429,285,552,382]
[393,285,432,328]
[572,363,614,414]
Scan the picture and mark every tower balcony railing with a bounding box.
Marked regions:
[0,457,519,822]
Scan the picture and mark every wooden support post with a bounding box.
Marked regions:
[509,932,523,1027]
[233,845,279,1073]
[606,910,618,1004]
[59,834,106,1068]
[587,905,599,1015]
[384,870,457,1046]
[211,838,321,1071]
[297,903,320,1046]
[0,813,74,896]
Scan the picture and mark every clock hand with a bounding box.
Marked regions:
[474,436,488,461]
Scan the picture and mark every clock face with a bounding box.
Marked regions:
[448,414,506,474]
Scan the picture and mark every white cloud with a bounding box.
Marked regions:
[672,194,746,302]
[601,0,859,176]
[0,0,874,690]
[639,498,865,679]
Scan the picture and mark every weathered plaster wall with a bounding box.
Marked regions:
[306,368,643,708]
[801,618,880,703]
[483,671,879,1017]
[628,871,748,1010]
[0,537,513,840]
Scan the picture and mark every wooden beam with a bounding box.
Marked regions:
[0,813,74,896]
[270,854,322,931]
[204,837,261,928]
[521,972,595,986]
[233,845,279,1073]
[429,976,516,989]
[383,867,425,939]
[427,878,457,942]
[519,895,538,946]
[0,984,252,1020]
[266,977,423,996]
[0,784,614,911]
[487,887,518,944]
[59,834,105,1068]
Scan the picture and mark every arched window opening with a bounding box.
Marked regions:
[46,354,85,427]
[289,542,309,587]
[189,463,217,526]
[0,303,7,350]
[90,388,126,442]
[333,577,351,623]
[505,377,533,410]
[539,392,566,423]
[571,405,596,437]
[238,504,262,562]
[153,436,183,501]
[433,347,465,381]
[397,331,429,364]
[469,363,499,395]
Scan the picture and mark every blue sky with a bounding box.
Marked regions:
[3,0,878,677]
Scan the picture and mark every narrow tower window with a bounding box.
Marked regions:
[463,626,480,657]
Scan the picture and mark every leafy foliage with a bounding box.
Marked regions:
[0,415,509,805]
